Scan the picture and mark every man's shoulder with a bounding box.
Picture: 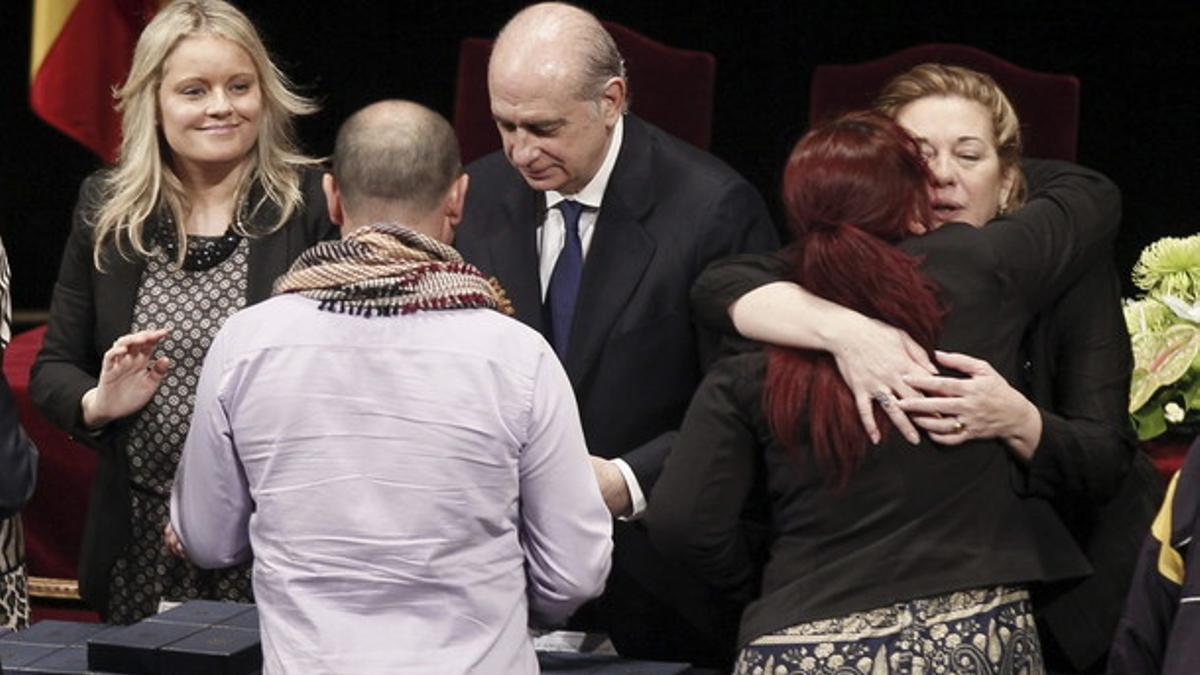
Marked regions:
[627,115,748,190]
[465,150,525,192]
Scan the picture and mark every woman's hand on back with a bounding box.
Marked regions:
[897,350,1043,460]
[81,328,172,429]
[829,315,936,446]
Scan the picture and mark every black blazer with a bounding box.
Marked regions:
[455,114,778,659]
[29,168,334,613]
[689,160,1156,669]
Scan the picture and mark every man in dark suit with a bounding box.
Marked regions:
[454,2,778,665]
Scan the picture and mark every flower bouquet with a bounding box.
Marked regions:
[1126,233,1200,440]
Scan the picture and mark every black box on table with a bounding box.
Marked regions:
[146,601,252,628]
[0,621,109,650]
[0,642,60,670]
[157,626,261,675]
[4,645,93,674]
[85,621,204,675]
[213,606,258,632]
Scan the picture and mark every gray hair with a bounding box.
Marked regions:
[494,2,627,106]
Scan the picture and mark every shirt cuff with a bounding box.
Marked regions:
[611,457,647,521]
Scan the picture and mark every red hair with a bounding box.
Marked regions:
[764,112,945,488]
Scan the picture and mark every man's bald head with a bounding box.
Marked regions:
[331,100,462,222]
[490,2,625,105]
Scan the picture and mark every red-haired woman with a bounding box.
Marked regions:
[646,112,1117,672]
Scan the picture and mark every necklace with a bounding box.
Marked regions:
[155,201,248,272]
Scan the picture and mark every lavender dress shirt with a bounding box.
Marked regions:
[171,294,612,674]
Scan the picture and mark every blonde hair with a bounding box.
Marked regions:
[93,0,317,268]
[876,63,1026,212]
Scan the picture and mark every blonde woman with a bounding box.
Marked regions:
[30,0,334,623]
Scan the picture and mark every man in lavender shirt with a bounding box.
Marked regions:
[169,100,612,674]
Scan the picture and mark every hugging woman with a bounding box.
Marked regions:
[646,111,1117,672]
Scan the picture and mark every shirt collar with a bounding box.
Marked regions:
[545,115,624,211]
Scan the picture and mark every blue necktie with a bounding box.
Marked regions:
[546,200,584,358]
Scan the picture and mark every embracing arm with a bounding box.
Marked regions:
[900,160,1125,473]
[985,158,1121,307]
[692,252,933,444]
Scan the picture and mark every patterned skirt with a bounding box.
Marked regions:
[0,516,29,631]
[736,585,1043,675]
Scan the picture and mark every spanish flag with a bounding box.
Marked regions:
[30,0,160,163]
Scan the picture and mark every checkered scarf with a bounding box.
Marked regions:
[273,223,512,317]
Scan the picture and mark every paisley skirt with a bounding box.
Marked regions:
[736,585,1043,675]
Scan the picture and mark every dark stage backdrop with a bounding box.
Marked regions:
[2,0,1196,316]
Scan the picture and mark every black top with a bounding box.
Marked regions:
[647,159,1118,646]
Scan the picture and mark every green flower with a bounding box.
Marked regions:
[1124,297,1175,335]
[1132,233,1200,301]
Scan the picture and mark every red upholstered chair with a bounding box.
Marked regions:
[453,21,717,165]
[809,44,1080,161]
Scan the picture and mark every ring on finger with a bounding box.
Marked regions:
[871,390,894,409]
[953,418,966,433]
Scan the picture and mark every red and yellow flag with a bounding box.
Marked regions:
[30,0,161,163]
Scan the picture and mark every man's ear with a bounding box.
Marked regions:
[323,172,345,227]
[444,173,470,229]
[599,77,626,128]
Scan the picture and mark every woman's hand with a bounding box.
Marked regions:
[896,350,1043,461]
[81,328,171,428]
[729,281,936,445]
[829,315,936,446]
[164,521,186,559]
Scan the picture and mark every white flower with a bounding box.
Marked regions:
[1166,402,1186,423]
[1161,295,1200,323]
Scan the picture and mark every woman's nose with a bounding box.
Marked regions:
[928,155,955,185]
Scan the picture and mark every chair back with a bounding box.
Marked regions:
[810,43,1080,161]
[453,21,717,164]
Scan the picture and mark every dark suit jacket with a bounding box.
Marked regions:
[691,159,1155,670]
[457,115,778,489]
[29,168,334,613]
[455,115,778,650]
